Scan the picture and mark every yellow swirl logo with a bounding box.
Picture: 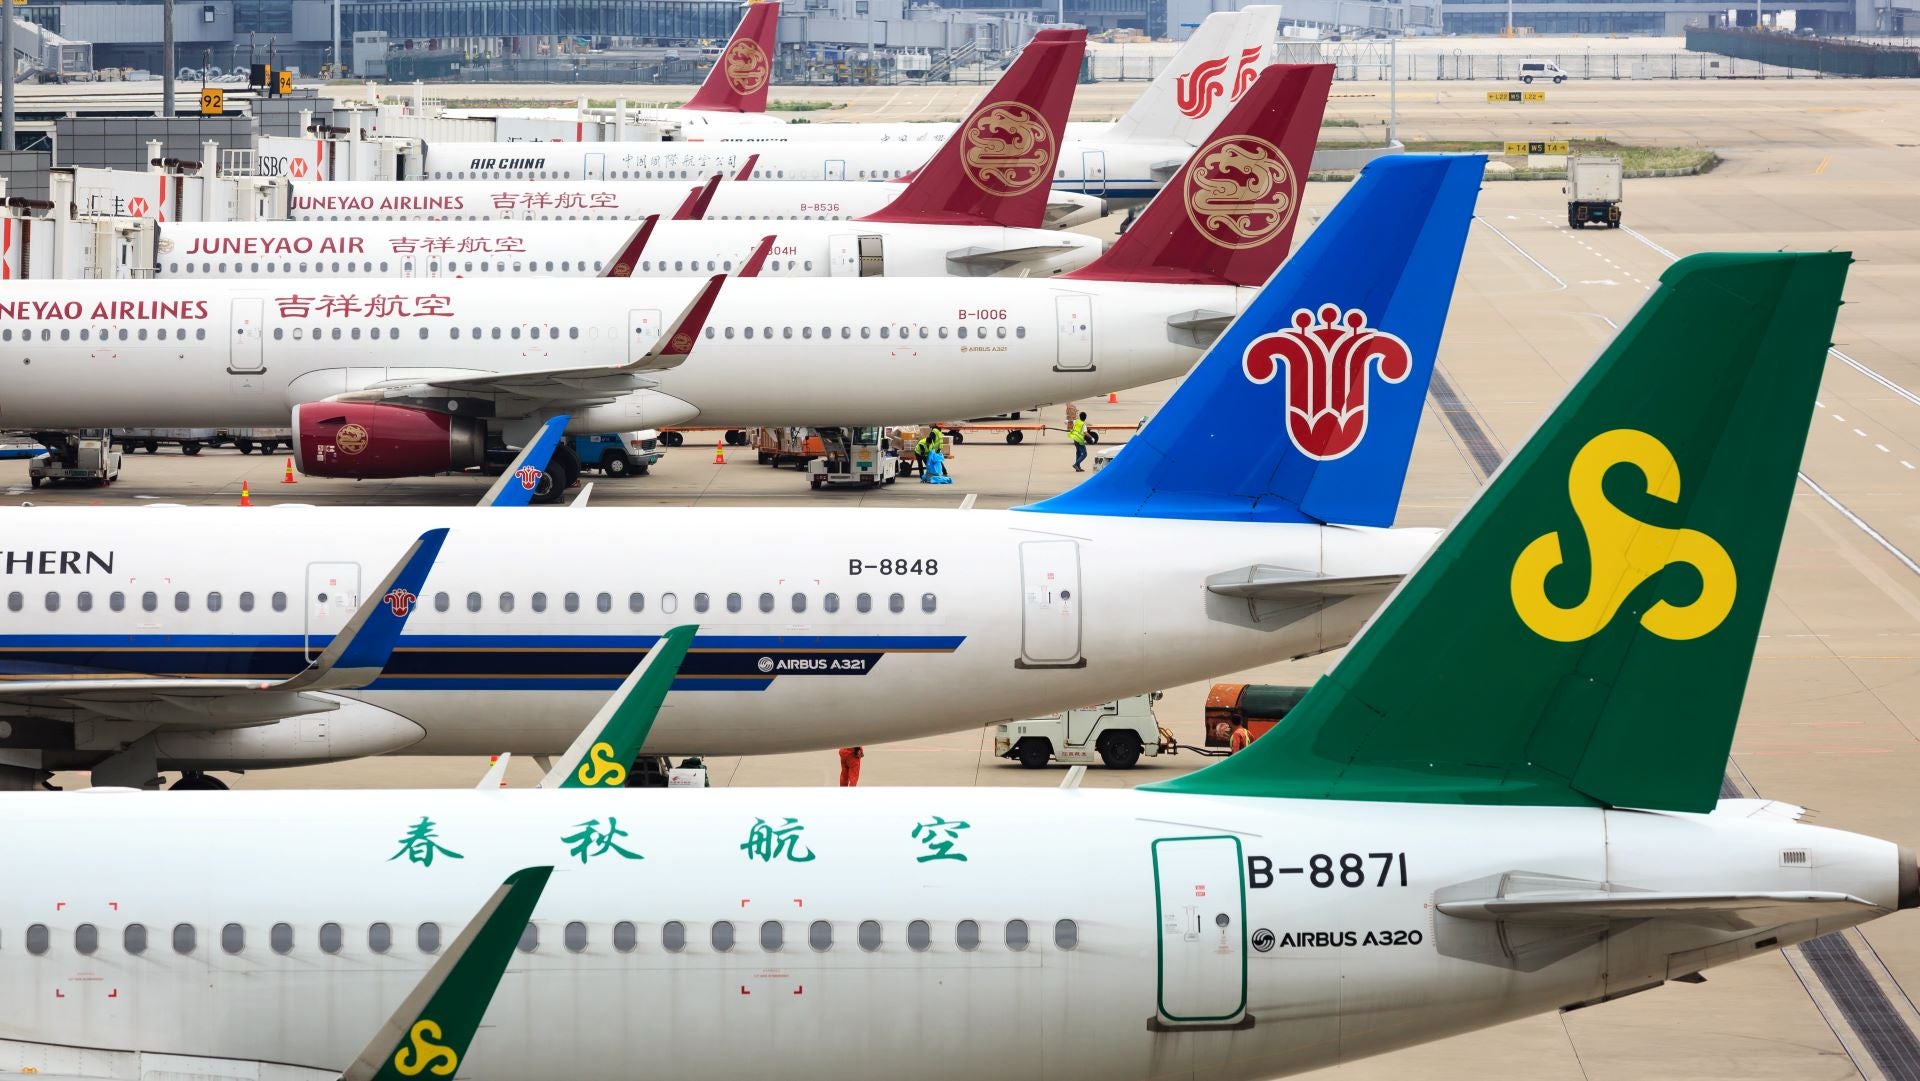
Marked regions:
[576,741,627,787]
[1510,429,1736,643]
[392,1019,459,1077]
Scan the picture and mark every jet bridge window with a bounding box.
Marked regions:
[1005,920,1029,951]
[369,923,392,954]
[172,923,195,954]
[271,923,293,954]
[711,921,735,953]
[124,923,147,954]
[907,920,932,952]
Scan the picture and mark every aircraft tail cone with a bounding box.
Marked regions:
[281,457,298,484]
[714,440,727,466]
[239,481,252,507]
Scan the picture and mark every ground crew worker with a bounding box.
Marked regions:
[1228,722,1252,755]
[925,425,945,458]
[1069,412,1089,472]
[838,746,864,786]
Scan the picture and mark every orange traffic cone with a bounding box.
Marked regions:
[281,457,297,484]
[238,481,252,507]
[713,439,727,465]
[1107,391,1118,404]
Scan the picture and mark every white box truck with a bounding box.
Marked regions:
[1566,156,1623,229]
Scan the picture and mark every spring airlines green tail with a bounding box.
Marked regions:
[1155,252,1850,812]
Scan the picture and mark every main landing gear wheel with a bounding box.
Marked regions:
[170,771,229,791]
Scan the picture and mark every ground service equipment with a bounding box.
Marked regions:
[1204,683,1311,748]
[1567,156,1624,228]
[996,694,1171,769]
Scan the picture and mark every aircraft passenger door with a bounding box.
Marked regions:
[1152,836,1248,1025]
[1080,149,1108,196]
[628,308,662,363]
[1054,294,1093,373]
[1016,539,1083,669]
[585,152,607,180]
[858,235,884,277]
[228,297,266,374]
[304,562,362,662]
[828,235,859,277]
[824,159,847,181]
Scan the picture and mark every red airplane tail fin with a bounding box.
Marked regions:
[856,29,1085,230]
[1064,64,1332,288]
[685,2,781,113]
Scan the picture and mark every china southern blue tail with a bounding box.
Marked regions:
[1020,154,1484,526]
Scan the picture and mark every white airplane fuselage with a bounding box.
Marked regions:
[155,219,1103,279]
[0,506,1433,771]
[0,787,1901,1080]
[0,277,1234,429]
[287,179,1106,229]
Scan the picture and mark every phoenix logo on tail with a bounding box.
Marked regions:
[1175,45,1265,119]
[1243,305,1411,461]
[960,103,1055,197]
[1184,135,1299,251]
[722,39,770,95]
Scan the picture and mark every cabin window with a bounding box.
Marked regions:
[205,592,221,613]
[531,592,547,613]
[629,592,645,613]
[661,593,678,615]
[172,923,195,954]
[860,327,872,340]
[564,592,580,613]
[75,924,98,955]
[110,591,125,612]
[724,327,734,340]
[760,921,783,952]
[517,924,538,953]
[758,593,774,614]
[802,327,813,340]
[1005,920,1029,951]
[26,924,48,955]
[271,923,294,954]
[174,591,190,612]
[1054,919,1078,950]
[498,592,514,613]
[809,921,833,952]
[938,327,950,339]
[41,591,57,612]
[957,327,969,340]
[791,593,806,614]
[4,592,18,612]
[858,920,882,952]
[823,593,840,613]
[419,923,441,953]
[273,592,288,612]
[907,920,932,952]
[221,924,244,954]
[369,923,392,954]
[433,592,449,613]
[320,923,343,954]
[613,922,637,953]
[725,593,742,614]
[956,921,980,951]
[1016,326,1027,339]
[662,921,686,953]
[921,593,937,614]
[124,924,147,954]
[693,592,710,614]
[466,592,483,613]
[597,592,612,613]
[711,921,735,953]
[857,593,872,614]
[238,592,253,612]
[889,593,905,614]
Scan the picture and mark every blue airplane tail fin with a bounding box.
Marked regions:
[1020,154,1484,527]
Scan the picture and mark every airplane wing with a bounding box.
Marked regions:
[673,173,723,220]
[539,624,696,789]
[475,753,513,788]
[0,529,447,722]
[945,241,1099,271]
[480,414,570,507]
[598,216,657,278]
[339,275,724,411]
[1437,890,1886,932]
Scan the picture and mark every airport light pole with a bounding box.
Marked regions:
[162,0,175,117]
[2,0,15,151]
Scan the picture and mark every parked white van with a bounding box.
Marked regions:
[1518,59,1569,83]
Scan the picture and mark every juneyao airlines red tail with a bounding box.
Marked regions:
[1,66,1330,480]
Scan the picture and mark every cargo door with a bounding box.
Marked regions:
[1152,836,1247,1025]
[228,297,266,374]
[628,308,663,363]
[858,235,884,277]
[1054,293,1093,372]
[824,159,847,181]
[829,235,859,277]
[1080,149,1107,196]
[1016,539,1082,668]
[584,152,607,180]
[304,562,362,662]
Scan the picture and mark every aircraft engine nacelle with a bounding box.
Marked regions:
[293,401,488,479]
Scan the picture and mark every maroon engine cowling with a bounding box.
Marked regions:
[292,402,488,479]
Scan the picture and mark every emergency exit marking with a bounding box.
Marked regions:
[1504,140,1570,156]
[1486,91,1547,103]
[199,88,224,115]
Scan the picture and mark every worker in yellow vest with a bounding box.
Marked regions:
[1069,412,1089,472]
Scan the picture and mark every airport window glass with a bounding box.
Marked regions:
[792,593,806,613]
[858,920,883,951]
[711,921,735,952]
[110,592,124,612]
[206,592,221,613]
[172,923,195,954]
[369,923,391,954]
[320,923,342,954]
[272,592,287,612]
[271,923,293,954]
[1005,920,1029,951]
[809,921,832,952]
[26,924,48,955]
[174,592,190,612]
[531,592,547,613]
[629,593,644,613]
[758,593,774,614]
[238,592,253,612]
[889,593,905,614]
[221,923,244,954]
[124,923,147,955]
[597,593,612,613]
[956,921,979,951]
[726,593,742,614]
[564,593,579,613]
[41,592,56,612]
[419,923,441,953]
[498,593,514,613]
[1054,919,1078,950]
[693,593,710,614]
[662,921,686,953]
[908,920,931,952]
[75,923,97,955]
[857,593,872,614]
[823,593,840,613]
[760,921,783,952]
[921,593,937,614]
[433,592,449,613]
[518,924,538,953]
[4,593,17,612]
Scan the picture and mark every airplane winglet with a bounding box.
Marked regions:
[733,153,760,182]
[737,235,776,278]
[481,415,571,508]
[542,624,697,788]
[344,866,554,1081]
[279,528,448,692]
[637,275,724,370]
[673,174,723,221]
[599,216,657,278]
[475,753,513,789]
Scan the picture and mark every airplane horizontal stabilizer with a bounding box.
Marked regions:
[1205,567,1403,600]
[945,242,1097,271]
[1438,891,1884,931]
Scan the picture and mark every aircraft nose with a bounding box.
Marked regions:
[1899,846,1918,910]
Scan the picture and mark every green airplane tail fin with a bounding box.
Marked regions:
[347,865,552,1081]
[1152,251,1850,813]
[543,624,697,789]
